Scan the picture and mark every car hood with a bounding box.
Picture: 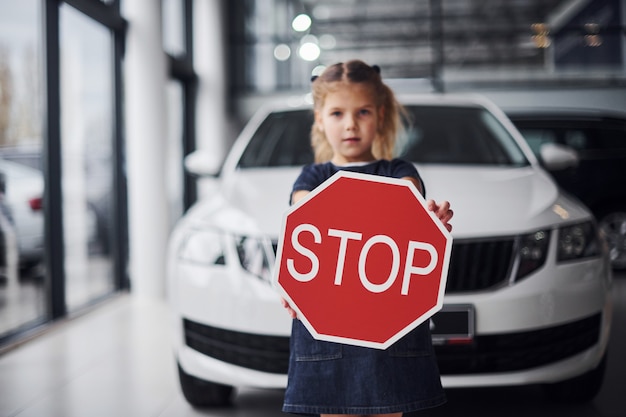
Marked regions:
[188,165,591,239]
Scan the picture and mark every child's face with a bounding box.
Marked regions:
[316,84,382,165]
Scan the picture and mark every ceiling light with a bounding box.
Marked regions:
[274,44,291,61]
[292,14,312,32]
[299,43,320,61]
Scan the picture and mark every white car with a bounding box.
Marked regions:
[0,152,102,273]
[167,94,613,407]
[0,159,44,270]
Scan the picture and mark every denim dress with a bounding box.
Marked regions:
[283,320,446,416]
[282,159,446,415]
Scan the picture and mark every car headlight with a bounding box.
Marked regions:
[234,235,275,283]
[177,227,275,283]
[516,229,550,280]
[557,221,599,262]
[515,220,601,281]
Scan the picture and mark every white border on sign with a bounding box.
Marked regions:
[272,170,453,350]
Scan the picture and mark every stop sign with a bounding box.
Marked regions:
[273,170,452,350]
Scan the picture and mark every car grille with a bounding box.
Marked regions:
[183,313,601,375]
[272,238,516,294]
[436,313,601,374]
[183,319,290,374]
[446,238,515,292]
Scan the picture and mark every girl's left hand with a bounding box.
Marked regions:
[427,199,453,232]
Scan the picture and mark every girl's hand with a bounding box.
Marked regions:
[427,199,454,232]
[281,297,298,319]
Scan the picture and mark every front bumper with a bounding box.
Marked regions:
[170,230,613,389]
[178,307,607,388]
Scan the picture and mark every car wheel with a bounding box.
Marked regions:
[177,362,234,407]
[597,207,626,270]
[543,353,607,403]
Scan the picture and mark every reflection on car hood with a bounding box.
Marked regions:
[417,165,589,237]
[190,165,591,239]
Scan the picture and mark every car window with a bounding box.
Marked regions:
[0,148,42,171]
[516,128,558,156]
[399,106,528,165]
[514,118,626,157]
[238,110,315,168]
[564,130,587,150]
[238,106,529,168]
[573,126,626,152]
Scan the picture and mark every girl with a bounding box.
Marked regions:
[282,60,453,417]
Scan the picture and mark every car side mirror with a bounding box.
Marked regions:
[184,150,222,177]
[539,143,579,171]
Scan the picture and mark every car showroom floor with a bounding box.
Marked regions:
[0,273,624,417]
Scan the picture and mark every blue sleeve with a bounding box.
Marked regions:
[290,164,331,204]
[292,164,324,193]
[391,158,426,197]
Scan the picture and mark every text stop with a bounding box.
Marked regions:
[286,223,438,295]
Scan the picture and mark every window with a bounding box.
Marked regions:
[0,0,127,347]
[60,4,115,311]
[0,0,48,340]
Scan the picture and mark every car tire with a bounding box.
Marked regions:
[543,353,607,403]
[177,362,234,407]
[596,207,626,270]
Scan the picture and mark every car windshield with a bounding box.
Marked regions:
[238,105,529,168]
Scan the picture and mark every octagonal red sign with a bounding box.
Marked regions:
[273,171,452,349]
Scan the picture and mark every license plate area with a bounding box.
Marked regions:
[430,304,475,345]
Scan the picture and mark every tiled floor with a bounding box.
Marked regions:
[0,293,288,417]
[0,294,179,417]
[0,275,624,417]
[0,253,114,337]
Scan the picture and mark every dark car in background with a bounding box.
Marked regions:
[507,109,626,270]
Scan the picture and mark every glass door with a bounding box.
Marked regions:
[0,0,48,339]
[60,4,115,311]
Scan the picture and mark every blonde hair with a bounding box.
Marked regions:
[310,60,406,163]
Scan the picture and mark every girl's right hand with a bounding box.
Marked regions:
[281,297,298,319]
[427,199,454,232]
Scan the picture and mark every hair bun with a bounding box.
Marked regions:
[371,65,380,74]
